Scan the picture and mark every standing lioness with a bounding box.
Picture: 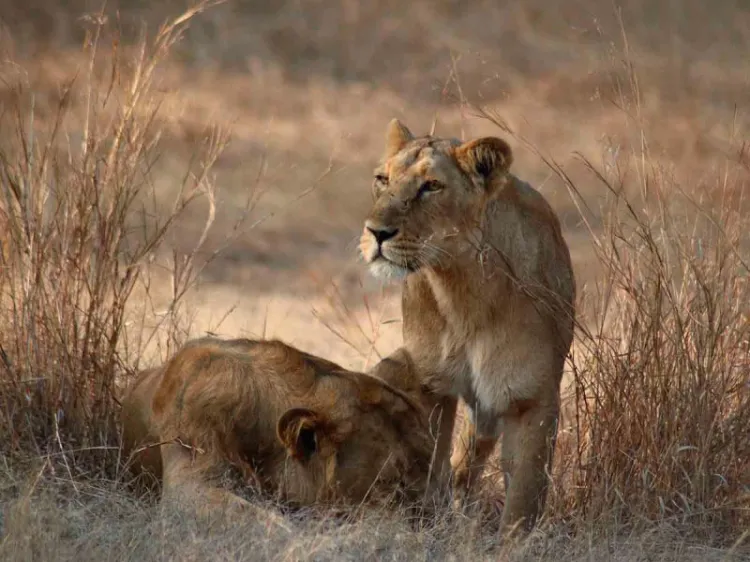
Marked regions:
[359,119,576,535]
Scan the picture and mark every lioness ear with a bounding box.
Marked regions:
[454,137,513,188]
[385,118,414,157]
[276,408,325,462]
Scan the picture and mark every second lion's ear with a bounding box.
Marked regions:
[276,408,324,461]
[454,137,513,189]
[277,408,351,461]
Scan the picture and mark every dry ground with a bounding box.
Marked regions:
[0,1,749,560]
[0,478,746,562]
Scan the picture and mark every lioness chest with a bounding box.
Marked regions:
[401,271,496,402]
[402,249,564,422]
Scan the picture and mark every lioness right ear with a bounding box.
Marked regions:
[385,118,414,157]
[454,137,513,189]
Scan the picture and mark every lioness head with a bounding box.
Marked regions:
[273,364,434,507]
[359,118,514,280]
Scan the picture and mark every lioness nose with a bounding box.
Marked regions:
[366,223,399,245]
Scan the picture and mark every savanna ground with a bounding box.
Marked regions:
[0,1,748,560]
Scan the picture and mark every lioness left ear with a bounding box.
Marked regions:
[276,408,325,462]
[454,137,513,188]
[385,118,414,158]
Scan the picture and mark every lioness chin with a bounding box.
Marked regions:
[359,119,576,537]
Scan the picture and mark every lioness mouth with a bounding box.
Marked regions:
[369,254,417,277]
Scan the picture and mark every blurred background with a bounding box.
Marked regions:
[2,0,748,368]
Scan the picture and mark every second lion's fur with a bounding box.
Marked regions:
[120,336,436,513]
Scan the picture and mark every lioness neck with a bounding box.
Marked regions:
[418,250,511,332]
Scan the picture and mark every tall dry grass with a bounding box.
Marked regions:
[576,93,748,545]
[566,154,750,535]
[0,0,240,476]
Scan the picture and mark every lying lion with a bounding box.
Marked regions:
[120,336,436,514]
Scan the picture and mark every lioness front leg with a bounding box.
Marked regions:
[160,441,289,527]
[450,409,497,506]
[498,398,559,536]
[422,394,458,507]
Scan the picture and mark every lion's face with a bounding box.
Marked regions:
[331,406,431,504]
[359,119,514,280]
[275,371,434,506]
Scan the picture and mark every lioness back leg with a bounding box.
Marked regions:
[498,399,559,535]
[450,410,497,503]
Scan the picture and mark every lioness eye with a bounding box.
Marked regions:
[374,174,389,186]
[417,180,441,198]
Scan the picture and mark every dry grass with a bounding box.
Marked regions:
[562,146,750,532]
[0,0,242,475]
[0,0,749,560]
[0,476,747,561]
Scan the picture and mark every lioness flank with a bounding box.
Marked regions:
[359,119,576,536]
[120,336,435,513]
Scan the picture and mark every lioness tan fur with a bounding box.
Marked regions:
[120,336,436,513]
[359,119,576,535]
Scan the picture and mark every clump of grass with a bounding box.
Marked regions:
[566,143,750,535]
[0,0,234,477]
